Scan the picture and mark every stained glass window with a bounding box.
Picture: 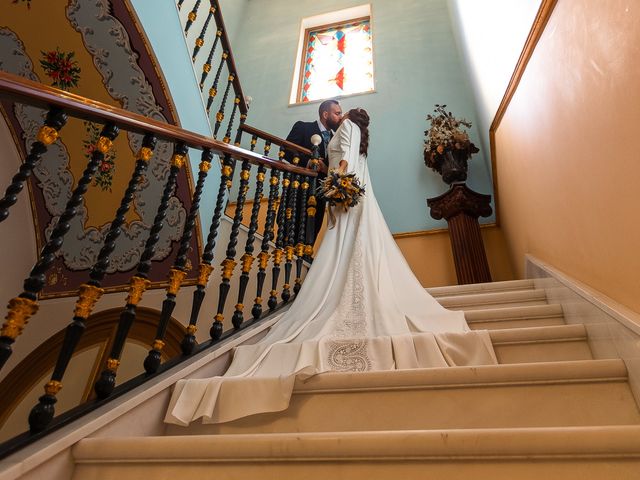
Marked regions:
[298,18,373,103]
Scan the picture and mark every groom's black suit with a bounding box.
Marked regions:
[284,120,330,243]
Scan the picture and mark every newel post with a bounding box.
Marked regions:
[427,183,492,285]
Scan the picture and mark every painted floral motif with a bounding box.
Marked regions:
[12,0,32,9]
[83,121,116,192]
[39,48,81,90]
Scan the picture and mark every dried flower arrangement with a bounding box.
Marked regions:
[423,104,478,174]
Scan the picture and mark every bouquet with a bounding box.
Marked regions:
[317,169,366,225]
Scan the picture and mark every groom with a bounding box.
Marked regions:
[285,99,343,242]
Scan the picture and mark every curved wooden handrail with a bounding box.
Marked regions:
[0,71,315,177]
[240,123,313,157]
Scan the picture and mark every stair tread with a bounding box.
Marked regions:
[74,425,640,461]
[291,359,625,393]
[489,323,586,344]
[427,279,535,297]
[465,303,564,321]
[438,289,548,308]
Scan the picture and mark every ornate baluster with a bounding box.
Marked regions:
[199,29,222,89]
[222,96,240,144]
[205,51,228,114]
[281,164,300,303]
[252,152,279,320]
[184,0,202,33]
[213,73,235,138]
[27,134,156,432]
[94,143,187,398]
[248,135,258,152]
[0,108,67,223]
[213,158,251,335]
[144,149,212,373]
[192,2,216,61]
[304,140,322,262]
[0,124,119,372]
[294,159,309,295]
[231,161,266,329]
[181,154,234,354]
[267,149,289,311]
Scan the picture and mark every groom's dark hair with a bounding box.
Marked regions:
[318,99,339,115]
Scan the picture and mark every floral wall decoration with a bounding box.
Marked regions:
[12,0,32,9]
[39,49,81,90]
[0,0,201,298]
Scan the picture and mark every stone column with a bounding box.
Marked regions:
[427,183,492,285]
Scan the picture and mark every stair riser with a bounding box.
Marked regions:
[494,340,593,363]
[469,317,566,330]
[164,380,640,435]
[73,457,640,480]
[447,300,548,311]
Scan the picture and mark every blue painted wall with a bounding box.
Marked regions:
[130,0,222,237]
[230,0,494,232]
[130,0,494,233]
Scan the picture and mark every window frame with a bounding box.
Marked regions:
[289,4,375,106]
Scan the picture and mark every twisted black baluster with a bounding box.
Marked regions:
[199,29,222,89]
[181,154,234,353]
[222,96,240,144]
[144,149,213,373]
[281,166,300,303]
[177,0,187,10]
[192,2,216,61]
[0,108,67,223]
[94,143,187,398]
[205,51,228,114]
[304,142,322,262]
[252,157,279,320]
[0,124,118,373]
[231,163,266,329]
[185,0,202,33]
[215,159,251,333]
[267,149,289,311]
[213,73,235,138]
[293,156,309,295]
[28,134,156,433]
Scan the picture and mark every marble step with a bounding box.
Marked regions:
[466,304,566,329]
[490,324,592,363]
[73,426,640,480]
[427,279,536,297]
[438,289,548,311]
[161,359,638,436]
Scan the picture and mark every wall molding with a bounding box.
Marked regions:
[488,0,559,225]
[392,223,497,240]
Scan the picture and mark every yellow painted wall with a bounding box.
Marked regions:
[494,0,640,312]
[395,226,515,287]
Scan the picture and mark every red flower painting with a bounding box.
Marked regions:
[12,0,32,9]
[40,48,81,90]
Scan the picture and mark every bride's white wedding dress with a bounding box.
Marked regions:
[165,119,497,426]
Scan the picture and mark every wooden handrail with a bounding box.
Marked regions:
[212,0,248,115]
[240,123,313,157]
[0,72,315,177]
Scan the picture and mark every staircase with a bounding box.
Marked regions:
[65,280,640,478]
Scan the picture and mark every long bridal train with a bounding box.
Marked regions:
[164,118,497,426]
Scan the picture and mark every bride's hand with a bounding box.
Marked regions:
[337,160,348,174]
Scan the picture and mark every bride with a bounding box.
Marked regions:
[165,108,497,426]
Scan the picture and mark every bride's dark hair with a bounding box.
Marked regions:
[346,108,370,156]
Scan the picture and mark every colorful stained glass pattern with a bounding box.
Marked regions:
[300,19,373,102]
